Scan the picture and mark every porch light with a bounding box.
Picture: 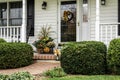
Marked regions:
[42,1,47,9]
[101,0,106,5]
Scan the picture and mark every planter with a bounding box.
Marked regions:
[37,48,54,54]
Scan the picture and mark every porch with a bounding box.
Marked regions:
[0,0,119,46]
[0,23,118,45]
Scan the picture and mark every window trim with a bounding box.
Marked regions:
[0,1,22,26]
[0,3,7,26]
[9,1,22,26]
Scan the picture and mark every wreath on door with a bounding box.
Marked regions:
[63,10,74,22]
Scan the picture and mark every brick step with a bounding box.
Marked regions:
[33,53,56,60]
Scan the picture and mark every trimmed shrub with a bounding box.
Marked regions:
[0,43,33,69]
[108,38,120,74]
[44,67,67,78]
[0,38,6,43]
[61,41,107,75]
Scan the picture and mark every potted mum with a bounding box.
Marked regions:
[33,25,55,54]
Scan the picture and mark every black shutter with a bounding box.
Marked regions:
[27,0,34,36]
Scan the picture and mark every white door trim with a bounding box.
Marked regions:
[81,0,90,41]
[76,0,82,42]
[58,0,78,43]
[57,0,90,43]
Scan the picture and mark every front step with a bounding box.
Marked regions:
[33,53,56,60]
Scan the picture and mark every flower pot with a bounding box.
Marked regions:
[37,48,44,54]
[37,47,54,54]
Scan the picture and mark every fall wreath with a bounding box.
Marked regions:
[63,10,74,22]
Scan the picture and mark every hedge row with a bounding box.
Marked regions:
[0,41,33,69]
[107,38,120,74]
[61,39,120,75]
[0,38,6,43]
[61,41,107,75]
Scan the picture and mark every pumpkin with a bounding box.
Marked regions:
[44,47,50,52]
[54,49,61,56]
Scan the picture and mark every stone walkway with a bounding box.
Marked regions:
[0,60,60,75]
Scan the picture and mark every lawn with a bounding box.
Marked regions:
[45,75,120,80]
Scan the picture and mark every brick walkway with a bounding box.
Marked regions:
[0,60,60,75]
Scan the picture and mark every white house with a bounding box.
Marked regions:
[0,0,119,46]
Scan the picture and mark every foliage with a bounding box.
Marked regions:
[0,38,6,43]
[45,75,120,80]
[44,67,67,78]
[61,41,107,75]
[107,38,120,74]
[33,25,55,53]
[9,72,34,80]
[47,41,56,48]
[39,25,53,38]
[0,43,33,69]
[0,74,9,79]
[0,72,34,80]
[33,37,55,49]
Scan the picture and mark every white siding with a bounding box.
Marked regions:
[89,0,118,40]
[29,0,58,43]
[0,0,21,2]
[100,0,118,23]
[89,0,96,40]
[99,0,118,45]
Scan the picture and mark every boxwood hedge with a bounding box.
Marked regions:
[0,43,33,69]
[61,41,107,75]
[108,38,120,74]
[0,38,6,43]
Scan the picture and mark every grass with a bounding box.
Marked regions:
[44,75,120,80]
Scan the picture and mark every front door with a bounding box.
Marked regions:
[60,1,77,42]
[59,0,89,42]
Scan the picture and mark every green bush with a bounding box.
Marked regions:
[9,72,34,80]
[61,41,107,75]
[0,43,33,69]
[0,38,6,43]
[108,38,120,74]
[0,74,9,79]
[0,72,34,80]
[44,67,67,78]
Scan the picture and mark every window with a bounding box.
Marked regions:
[83,0,88,22]
[61,1,76,42]
[9,2,22,26]
[0,3,7,26]
[0,2,22,26]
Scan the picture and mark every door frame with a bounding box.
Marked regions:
[81,0,90,41]
[58,0,81,43]
[58,0,91,43]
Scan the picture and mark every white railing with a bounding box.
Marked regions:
[100,23,119,45]
[0,26,21,42]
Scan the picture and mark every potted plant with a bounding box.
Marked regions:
[33,25,55,54]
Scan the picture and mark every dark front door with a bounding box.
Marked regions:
[27,0,34,36]
[60,1,76,42]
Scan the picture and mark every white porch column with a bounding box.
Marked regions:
[21,0,27,42]
[95,0,100,41]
